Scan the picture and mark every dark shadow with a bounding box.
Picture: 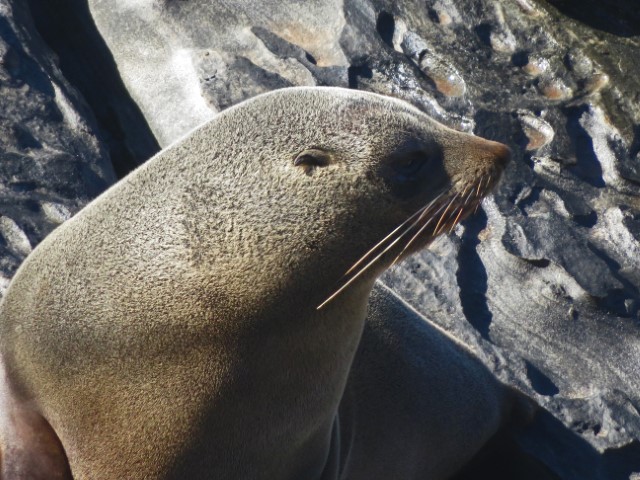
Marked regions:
[250,27,345,87]
[525,361,560,396]
[26,0,161,178]
[375,11,395,48]
[456,210,492,339]
[0,15,55,97]
[515,410,640,480]
[347,64,373,89]
[602,441,640,478]
[474,23,492,48]
[616,124,640,185]
[631,124,640,159]
[511,50,530,68]
[232,56,293,90]
[587,242,640,317]
[564,106,606,188]
[473,109,518,146]
[451,427,561,480]
[573,211,598,228]
[523,258,551,268]
[544,0,640,37]
[514,186,542,215]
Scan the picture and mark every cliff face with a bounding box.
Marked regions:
[2,0,640,478]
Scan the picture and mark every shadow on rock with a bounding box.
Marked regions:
[26,0,160,177]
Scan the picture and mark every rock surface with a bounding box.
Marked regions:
[0,0,116,295]
[3,0,640,478]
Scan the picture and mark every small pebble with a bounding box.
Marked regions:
[490,28,517,53]
[427,0,461,25]
[401,32,466,97]
[519,112,555,150]
[434,9,452,25]
[538,77,572,100]
[565,49,593,78]
[522,55,550,76]
[514,0,541,16]
[42,202,73,224]
[0,216,32,257]
[568,305,578,320]
[419,53,466,97]
[489,3,517,53]
[582,72,609,95]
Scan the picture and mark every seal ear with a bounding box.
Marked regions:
[294,149,333,169]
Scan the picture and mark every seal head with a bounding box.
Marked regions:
[0,87,510,479]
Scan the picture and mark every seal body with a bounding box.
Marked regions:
[340,284,516,480]
[0,87,513,479]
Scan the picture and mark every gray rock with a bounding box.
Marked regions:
[0,0,116,296]
[25,0,161,175]
[84,0,351,146]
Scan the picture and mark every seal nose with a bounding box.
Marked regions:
[482,140,511,168]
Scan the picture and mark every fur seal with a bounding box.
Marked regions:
[0,87,515,479]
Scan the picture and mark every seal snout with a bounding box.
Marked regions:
[468,137,511,171]
[467,139,511,204]
[483,140,512,168]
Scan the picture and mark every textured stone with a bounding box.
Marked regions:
[0,0,115,297]
[84,0,350,146]
[519,111,555,150]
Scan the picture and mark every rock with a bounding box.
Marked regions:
[519,111,555,150]
[24,0,160,176]
[80,0,351,146]
[0,0,116,297]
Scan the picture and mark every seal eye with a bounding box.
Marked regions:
[294,149,332,171]
[294,154,320,167]
[391,153,430,182]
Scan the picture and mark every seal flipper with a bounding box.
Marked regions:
[0,362,72,480]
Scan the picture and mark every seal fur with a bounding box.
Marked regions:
[0,87,515,479]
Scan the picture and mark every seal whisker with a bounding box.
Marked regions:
[464,186,476,205]
[485,174,494,195]
[478,176,486,197]
[316,236,401,309]
[433,193,460,236]
[472,175,491,215]
[475,180,483,199]
[434,209,454,236]
[318,194,447,310]
[483,174,493,195]
[344,192,445,276]
[385,202,445,265]
[449,206,465,233]
[450,186,473,231]
[433,204,456,237]
[389,199,452,266]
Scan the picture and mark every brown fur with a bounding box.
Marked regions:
[0,87,513,479]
